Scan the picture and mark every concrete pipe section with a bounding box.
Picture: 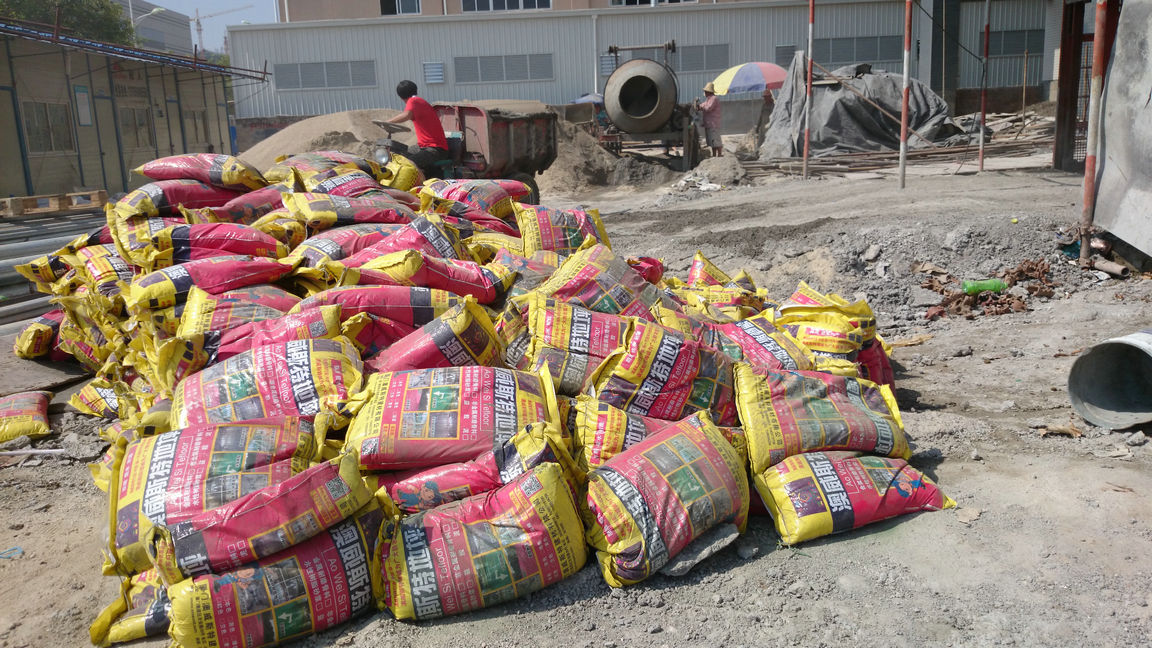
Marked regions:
[1068,328,1152,429]
[604,58,679,134]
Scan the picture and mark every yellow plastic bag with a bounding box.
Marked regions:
[514,203,610,256]
[13,309,64,358]
[379,153,423,190]
[0,390,52,443]
[378,462,586,620]
[88,569,170,647]
[756,451,955,545]
[584,411,749,587]
[251,208,309,249]
[733,363,909,473]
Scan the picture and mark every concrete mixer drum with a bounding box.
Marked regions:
[604,58,679,134]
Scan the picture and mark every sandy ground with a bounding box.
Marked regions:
[2,168,1151,648]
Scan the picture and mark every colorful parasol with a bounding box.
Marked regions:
[710,62,788,95]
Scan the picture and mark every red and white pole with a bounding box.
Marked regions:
[978,0,990,171]
[1080,0,1111,266]
[897,0,913,189]
[802,0,814,179]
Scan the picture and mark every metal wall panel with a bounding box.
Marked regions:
[958,0,1047,88]
[231,1,932,116]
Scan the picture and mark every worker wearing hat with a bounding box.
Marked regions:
[695,82,723,157]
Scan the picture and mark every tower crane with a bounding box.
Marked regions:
[191,5,254,52]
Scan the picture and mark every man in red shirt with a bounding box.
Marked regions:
[385,80,450,177]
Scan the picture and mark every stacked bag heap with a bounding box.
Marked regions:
[10,151,953,648]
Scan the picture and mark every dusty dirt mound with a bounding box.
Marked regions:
[538,120,679,197]
[686,155,747,186]
[239,109,410,172]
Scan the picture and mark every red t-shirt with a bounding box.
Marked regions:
[405,96,448,150]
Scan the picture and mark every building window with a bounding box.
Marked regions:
[22,101,74,153]
[599,54,618,77]
[454,54,553,83]
[775,45,796,67]
[423,61,445,84]
[625,43,729,72]
[184,109,209,144]
[119,107,154,149]
[983,29,1044,57]
[381,0,421,15]
[273,61,377,90]
[813,35,902,66]
[462,0,550,11]
[612,0,697,5]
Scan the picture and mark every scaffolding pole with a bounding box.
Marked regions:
[978,0,990,171]
[802,0,814,179]
[1080,0,1112,266]
[898,0,913,189]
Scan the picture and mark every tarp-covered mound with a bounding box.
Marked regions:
[759,51,965,159]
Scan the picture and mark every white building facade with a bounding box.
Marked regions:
[229,0,1064,119]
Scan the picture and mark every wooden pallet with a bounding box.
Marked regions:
[0,190,107,217]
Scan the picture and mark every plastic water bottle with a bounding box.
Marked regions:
[961,279,1007,295]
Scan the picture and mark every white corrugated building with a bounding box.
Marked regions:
[229,0,1064,121]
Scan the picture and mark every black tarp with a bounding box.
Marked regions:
[759,51,965,159]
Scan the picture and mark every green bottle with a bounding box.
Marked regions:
[961,278,1007,295]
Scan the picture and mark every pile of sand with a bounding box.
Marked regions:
[537,120,679,196]
[240,109,411,171]
[239,103,678,196]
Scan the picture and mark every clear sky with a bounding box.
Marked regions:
[150,0,277,53]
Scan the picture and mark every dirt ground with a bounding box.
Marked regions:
[3,167,1152,648]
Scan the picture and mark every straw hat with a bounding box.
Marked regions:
[703,82,716,93]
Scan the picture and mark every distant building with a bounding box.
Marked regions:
[233,0,1062,122]
[110,0,194,56]
[0,21,264,197]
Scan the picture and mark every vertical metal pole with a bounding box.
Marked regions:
[978,0,990,171]
[802,0,814,179]
[898,0,913,189]
[940,6,946,102]
[105,56,128,193]
[1021,49,1029,112]
[4,37,34,195]
[1080,0,1111,266]
[85,53,109,192]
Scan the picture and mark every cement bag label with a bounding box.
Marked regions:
[153,453,373,584]
[536,244,673,320]
[292,285,460,328]
[344,366,559,471]
[167,502,383,648]
[364,299,504,374]
[585,412,749,587]
[106,417,316,576]
[0,390,52,443]
[177,285,299,338]
[756,451,954,545]
[733,363,909,472]
[380,463,586,620]
[590,320,739,426]
[514,203,611,257]
[525,295,628,396]
[383,422,570,513]
[170,338,363,429]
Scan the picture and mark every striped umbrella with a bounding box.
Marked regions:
[710,62,788,95]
